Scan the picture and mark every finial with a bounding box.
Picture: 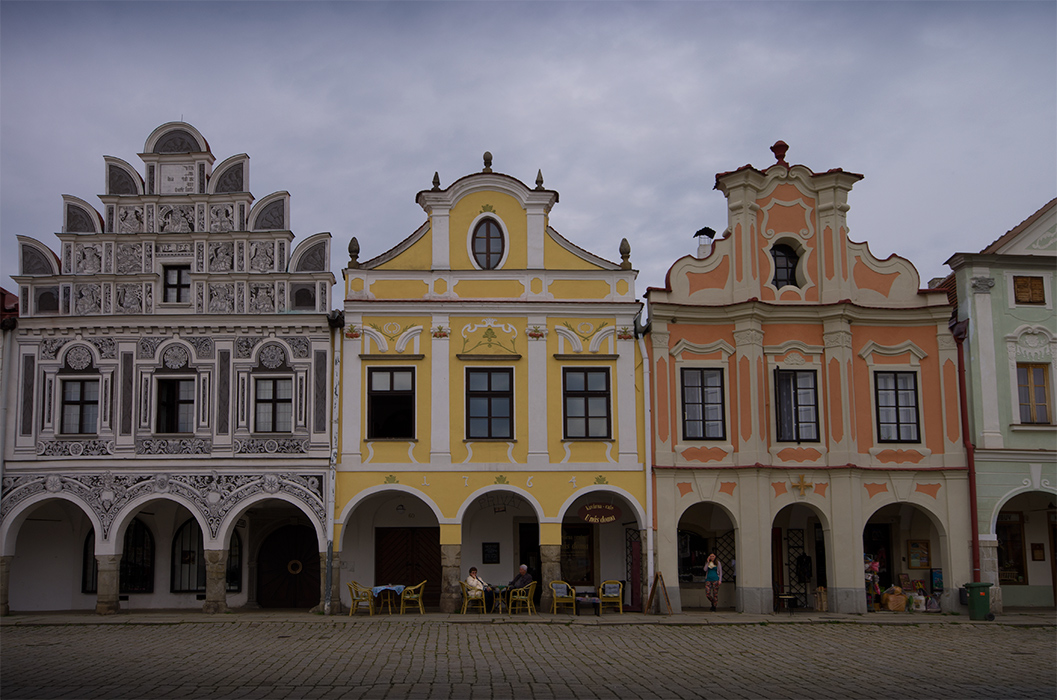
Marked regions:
[771,140,789,166]
[619,238,632,270]
[535,169,545,190]
[348,236,360,269]
[432,172,441,191]
[482,151,493,173]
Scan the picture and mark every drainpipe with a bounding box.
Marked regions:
[951,319,981,583]
[325,310,345,613]
[637,333,654,584]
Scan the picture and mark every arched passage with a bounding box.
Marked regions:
[340,490,442,610]
[676,501,737,611]
[772,503,831,613]
[863,502,947,612]
[460,487,542,607]
[992,490,1056,609]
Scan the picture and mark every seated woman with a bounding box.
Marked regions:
[466,567,494,610]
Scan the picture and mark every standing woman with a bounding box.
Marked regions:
[704,553,722,612]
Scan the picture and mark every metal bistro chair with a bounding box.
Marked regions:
[508,581,537,615]
[550,580,576,615]
[599,580,623,614]
[347,581,375,616]
[400,580,427,615]
[460,581,487,614]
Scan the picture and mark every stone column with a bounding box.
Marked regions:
[539,544,561,614]
[95,554,121,615]
[440,544,461,613]
[0,555,13,616]
[202,549,228,614]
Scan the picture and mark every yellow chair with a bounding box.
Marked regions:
[550,580,576,615]
[400,580,427,614]
[599,580,623,614]
[347,581,375,616]
[460,581,487,614]
[509,580,537,615]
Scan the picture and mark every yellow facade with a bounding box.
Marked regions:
[336,158,648,613]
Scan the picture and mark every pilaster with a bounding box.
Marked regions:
[440,543,461,613]
[539,544,561,614]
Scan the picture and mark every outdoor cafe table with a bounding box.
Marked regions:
[372,584,405,614]
[490,585,509,614]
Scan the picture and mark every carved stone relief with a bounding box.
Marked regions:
[823,330,853,349]
[253,200,285,230]
[249,242,274,272]
[258,344,286,369]
[65,345,93,371]
[90,338,117,360]
[74,284,102,315]
[66,205,95,234]
[22,246,54,275]
[236,242,245,271]
[236,337,262,358]
[118,207,144,233]
[215,164,243,193]
[108,165,138,195]
[74,244,103,274]
[197,204,205,232]
[103,285,112,314]
[234,438,308,455]
[163,345,190,370]
[732,329,764,347]
[208,283,235,313]
[209,205,235,233]
[156,242,192,256]
[40,339,69,360]
[136,438,211,455]
[281,336,311,358]
[971,276,995,294]
[296,242,327,272]
[35,440,114,457]
[208,241,234,271]
[146,205,155,233]
[116,243,143,274]
[249,283,275,313]
[138,337,165,359]
[186,337,215,360]
[158,205,195,233]
[154,129,198,154]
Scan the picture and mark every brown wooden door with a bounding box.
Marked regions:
[257,524,320,609]
[375,527,441,608]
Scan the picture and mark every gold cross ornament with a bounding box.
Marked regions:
[791,474,813,496]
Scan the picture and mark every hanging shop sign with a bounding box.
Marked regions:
[578,503,622,524]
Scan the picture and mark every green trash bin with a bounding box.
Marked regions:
[964,581,994,621]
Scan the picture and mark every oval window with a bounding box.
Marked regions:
[471,219,504,270]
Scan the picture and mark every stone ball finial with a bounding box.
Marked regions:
[771,140,789,166]
[535,169,545,190]
[432,172,441,191]
[483,151,493,173]
[348,236,360,269]
[619,238,632,270]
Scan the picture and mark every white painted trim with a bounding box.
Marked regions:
[455,484,546,524]
[214,490,326,549]
[554,484,647,530]
[337,485,449,537]
[857,340,928,363]
[466,213,511,271]
[0,491,103,556]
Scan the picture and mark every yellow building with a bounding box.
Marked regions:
[334,155,649,613]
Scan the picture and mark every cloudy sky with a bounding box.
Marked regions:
[2,1,1054,303]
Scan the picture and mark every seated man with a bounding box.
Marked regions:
[508,564,533,591]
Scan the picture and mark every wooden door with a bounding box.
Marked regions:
[257,524,320,608]
[375,527,441,608]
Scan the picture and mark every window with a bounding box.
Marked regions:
[82,518,155,594]
[255,378,292,432]
[1013,276,1045,305]
[291,284,316,310]
[681,368,725,440]
[1017,364,1050,424]
[471,219,504,270]
[771,244,799,289]
[466,368,512,439]
[563,368,611,439]
[996,512,1027,585]
[367,368,415,439]
[560,524,594,586]
[156,378,195,433]
[171,519,242,593]
[61,379,99,434]
[163,265,191,303]
[875,371,920,442]
[775,369,818,442]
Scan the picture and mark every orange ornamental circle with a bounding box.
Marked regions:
[287,559,303,575]
[578,503,622,524]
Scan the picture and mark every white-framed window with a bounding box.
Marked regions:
[681,367,725,440]
[61,378,99,434]
[774,369,819,443]
[563,367,611,439]
[466,367,513,439]
[367,367,415,439]
[874,371,920,442]
[1017,363,1051,424]
[156,377,195,434]
[254,377,293,433]
[466,214,509,270]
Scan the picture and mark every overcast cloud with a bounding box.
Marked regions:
[2,1,1054,304]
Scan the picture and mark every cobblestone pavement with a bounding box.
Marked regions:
[2,616,1054,699]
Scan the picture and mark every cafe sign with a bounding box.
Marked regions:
[578,503,621,524]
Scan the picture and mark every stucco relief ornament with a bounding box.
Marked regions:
[75,285,102,315]
[154,474,170,492]
[1015,331,1051,361]
[45,475,63,493]
[784,352,806,366]
[616,326,635,340]
[163,345,190,369]
[344,326,361,339]
[432,326,450,338]
[260,345,286,369]
[66,345,93,371]
[527,326,547,340]
[970,276,995,294]
[262,474,281,494]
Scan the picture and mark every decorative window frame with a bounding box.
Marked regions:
[670,339,734,458]
[1005,270,1052,310]
[464,366,515,441]
[1005,324,1056,429]
[764,341,826,457]
[857,340,930,455]
[466,213,510,271]
[561,366,612,440]
[366,366,417,441]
